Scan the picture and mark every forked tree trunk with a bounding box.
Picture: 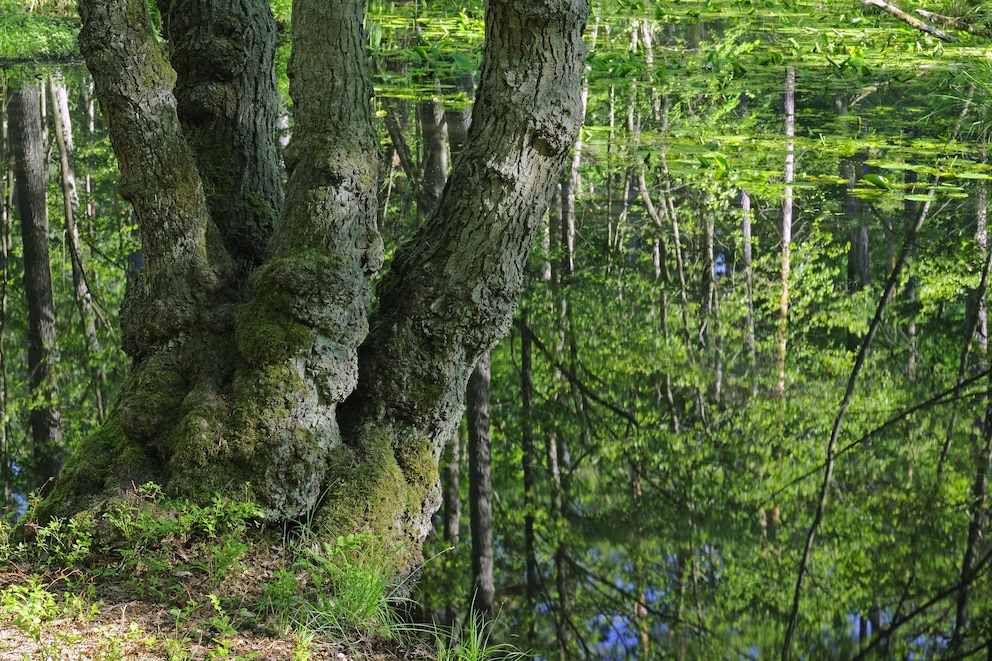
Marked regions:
[45,0,588,572]
[10,82,64,492]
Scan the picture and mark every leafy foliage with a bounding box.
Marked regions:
[0,1,78,61]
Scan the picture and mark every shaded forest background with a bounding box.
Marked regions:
[3,0,992,657]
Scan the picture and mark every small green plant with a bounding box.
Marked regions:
[17,513,94,572]
[1,579,61,659]
[206,593,238,637]
[160,636,194,661]
[293,628,315,661]
[92,621,148,661]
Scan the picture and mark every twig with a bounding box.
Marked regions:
[781,188,935,660]
[514,318,638,427]
[864,0,954,41]
[915,9,979,34]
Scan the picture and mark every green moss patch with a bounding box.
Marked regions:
[314,424,439,573]
[39,417,162,521]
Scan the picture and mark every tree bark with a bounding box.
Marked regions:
[10,81,64,492]
[46,0,589,574]
[156,0,284,280]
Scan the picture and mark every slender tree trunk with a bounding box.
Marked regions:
[631,462,650,658]
[417,87,447,211]
[775,67,795,399]
[656,95,691,343]
[79,79,98,224]
[467,350,494,621]
[843,157,870,351]
[976,180,988,359]
[903,168,919,380]
[544,423,571,660]
[0,92,12,508]
[737,89,756,383]
[547,85,587,654]
[741,188,756,384]
[520,307,538,645]
[49,74,108,422]
[442,432,461,546]
[701,206,721,404]
[10,81,63,492]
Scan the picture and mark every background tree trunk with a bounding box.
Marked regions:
[417,89,448,211]
[10,81,63,492]
[49,74,107,422]
[843,156,870,351]
[1,96,13,507]
[775,67,795,399]
[467,350,494,621]
[520,308,538,645]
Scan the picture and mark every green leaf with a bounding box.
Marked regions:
[451,52,475,71]
[862,174,892,190]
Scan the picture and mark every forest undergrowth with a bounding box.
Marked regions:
[0,483,518,661]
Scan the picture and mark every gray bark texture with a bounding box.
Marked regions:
[44,0,588,572]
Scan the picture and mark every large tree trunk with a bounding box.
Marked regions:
[44,0,588,573]
[10,82,64,492]
[334,0,588,565]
